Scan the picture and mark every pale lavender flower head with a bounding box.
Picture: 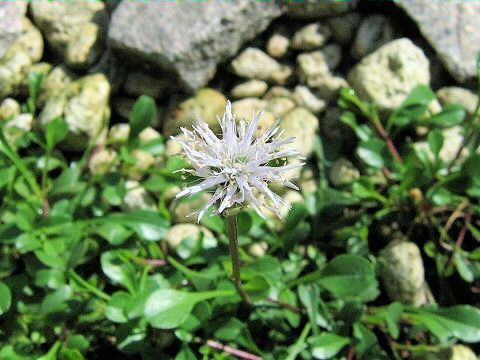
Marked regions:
[173,100,305,222]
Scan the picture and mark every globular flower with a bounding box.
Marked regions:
[173,100,305,222]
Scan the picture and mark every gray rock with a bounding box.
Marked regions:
[108,1,283,92]
[31,1,108,69]
[89,49,126,95]
[436,86,478,115]
[379,239,434,306]
[39,74,111,151]
[0,2,28,58]
[291,23,331,50]
[352,14,394,59]
[285,0,358,19]
[124,71,168,99]
[231,79,268,99]
[396,2,480,83]
[327,12,361,46]
[348,38,430,112]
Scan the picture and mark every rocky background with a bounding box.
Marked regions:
[1,1,480,358]
[2,0,479,157]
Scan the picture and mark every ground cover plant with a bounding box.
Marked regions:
[1,53,480,360]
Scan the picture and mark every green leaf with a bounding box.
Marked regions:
[174,345,196,360]
[340,111,372,141]
[101,251,137,293]
[214,318,244,341]
[105,291,131,323]
[38,341,61,360]
[454,252,475,283]
[27,71,44,114]
[96,223,133,245]
[386,302,403,339]
[0,282,12,315]
[353,322,378,357]
[309,333,350,359]
[427,187,456,206]
[357,138,387,169]
[128,95,157,143]
[145,289,234,329]
[318,255,378,301]
[0,127,41,199]
[41,285,73,314]
[427,129,444,159]
[103,210,170,241]
[423,103,466,128]
[45,117,69,152]
[387,85,435,129]
[413,305,480,343]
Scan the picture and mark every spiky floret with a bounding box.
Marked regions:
[173,100,305,222]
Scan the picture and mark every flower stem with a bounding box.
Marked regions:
[227,214,251,304]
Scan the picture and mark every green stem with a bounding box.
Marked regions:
[69,270,111,301]
[227,214,251,304]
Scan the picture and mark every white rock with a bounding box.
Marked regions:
[5,113,32,131]
[280,107,319,158]
[293,85,326,113]
[266,33,290,58]
[329,157,360,186]
[231,47,281,81]
[123,180,157,211]
[108,123,130,144]
[0,98,20,120]
[265,97,296,118]
[88,147,117,175]
[122,149,156,180]
[165,223,215,250]
[291,22,331,50]
[248,241,268,257]
[297,51,330,81]
[231,79,268,98]
[436,86,478,115]
[232,98,275,133]
[348,38,430,112]
[263,86,292,100]
[307,74,348,101]
[379,240,433,306]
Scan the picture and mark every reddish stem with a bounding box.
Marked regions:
[374,122,403,163]
[347,347,355,360]
[143,259,166,266]
[206,340,263,360]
